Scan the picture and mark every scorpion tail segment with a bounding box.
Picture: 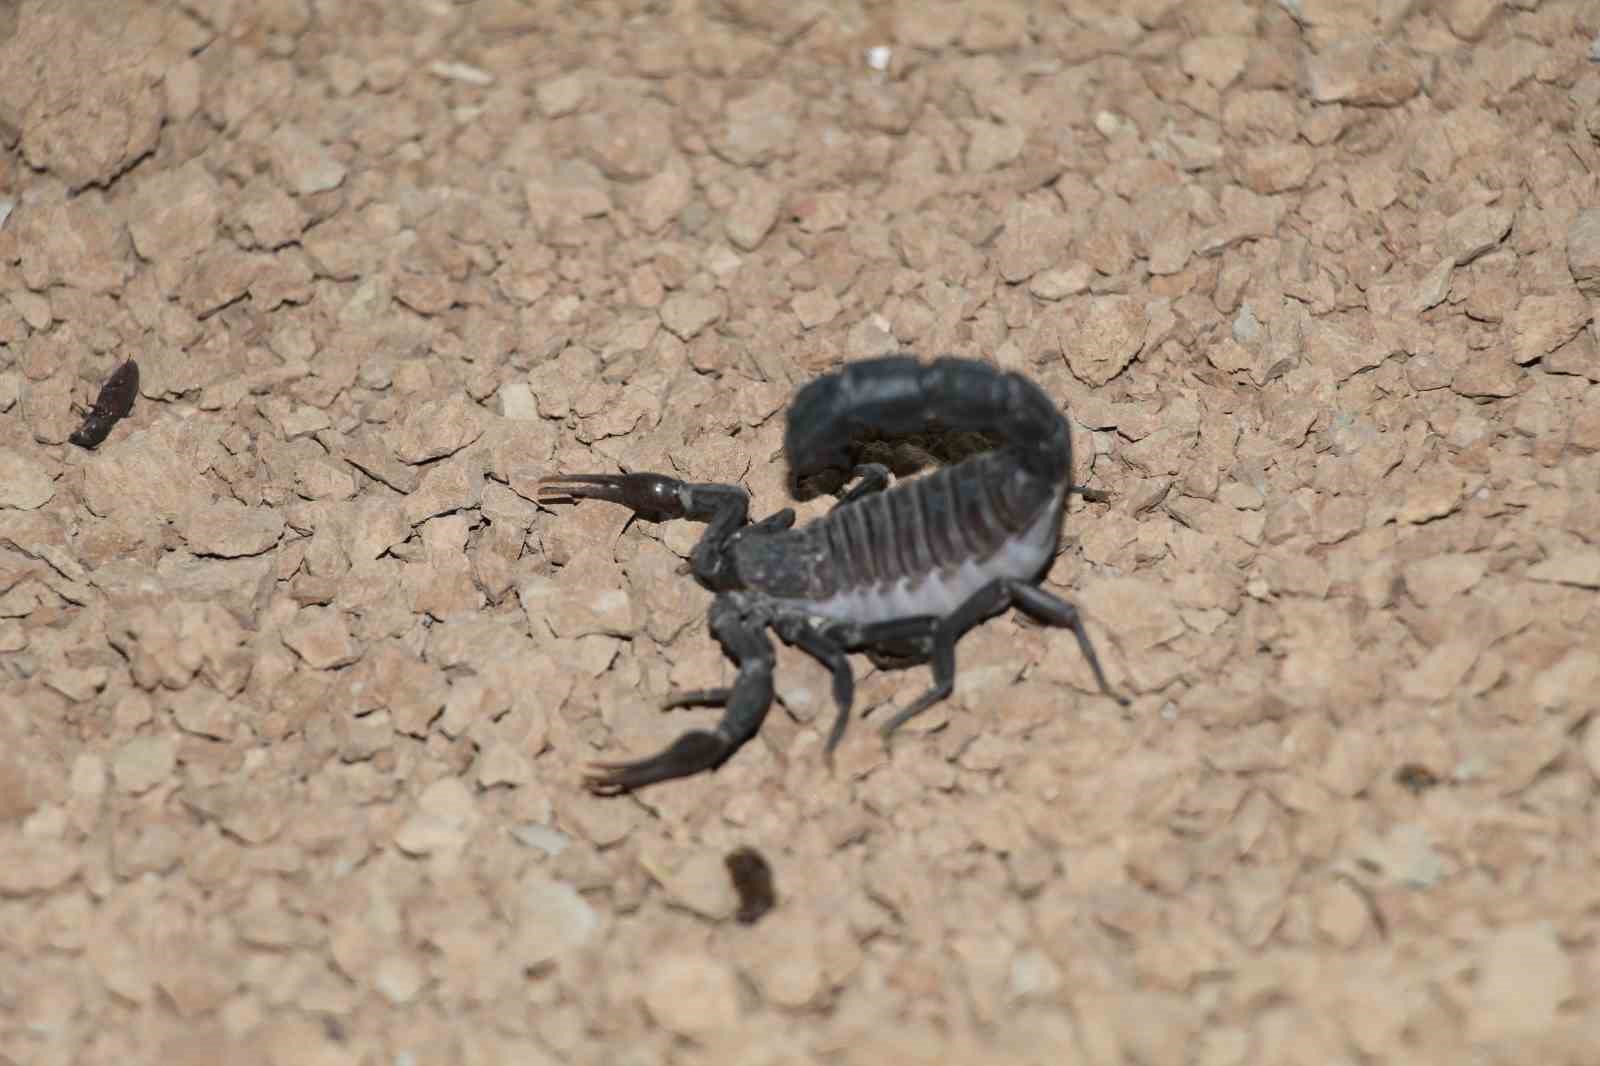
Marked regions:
[785,355,1071,483]
[537,472,689,523]
[582,730,733,794]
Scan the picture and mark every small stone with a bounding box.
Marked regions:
[965,121,1025,172]
[736,911,825,1007]
[235,178,307,249]
[127,161,221,264]
[393,811,468,856]
[1179,34,1249,89]
[476,740,533,788]
[111,735,177,795]
[267,124,347,196]
[643,955,741,1041]
[659,292,723,341]
[1530,651,1600,711]
[536,72,587,117]
[1029,263,1093,300]
[1526,550,1600,588]
[1451,356,1521,398]
[1303,38,1422,106]
[511,874,600,967]
[996,200,1071,283]
[1314,879,1369,948]
[7,17,162,188]
[627,158,693,234]
[1402,639,1479,702]
[714,82,797,167]
[1170,132,1227,174]
[1402,554,1487,606]
[1413,257,1454,312]
[1568,209,1600,296]
[1397,469,1466,523]
[1067,296,1146,386]
[1440,205,1513,266]
[182,246,265,316]
[429,60,492,86]
[638,850,738,921]
[1236,145,1314,194]
[522,552,636,639]
[1508,291,1592,365]
[374,955,426,1005]
[1444,0,1499,40]
[498,382,538,421]
[0,835,80,896]
[725,177,783,252]
[282,606,359,670]
[182,499,285,557]
[792,288,840,330]
[846,315,896,359]
[1470,923,1574,1044]
[0,448,54,509]
[170,688,237,741]
[389,397,485,464]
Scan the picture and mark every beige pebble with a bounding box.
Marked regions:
[643,954,741,1041]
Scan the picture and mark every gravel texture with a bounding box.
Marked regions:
[2,1,1600,1063]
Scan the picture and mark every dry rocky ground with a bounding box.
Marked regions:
[2,0,1600,1063]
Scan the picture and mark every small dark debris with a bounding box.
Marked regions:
[725,846,776,925]
[1394,763,1441,794]
[69,359,139,450]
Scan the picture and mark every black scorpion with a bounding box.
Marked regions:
[539,354,1124,793]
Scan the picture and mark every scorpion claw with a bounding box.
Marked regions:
[582,730,734,794]
[538,472,689,521]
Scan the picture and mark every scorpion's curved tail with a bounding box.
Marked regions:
[785,354,1071,484]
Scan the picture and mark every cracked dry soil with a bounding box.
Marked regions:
[2,1,1600,1064]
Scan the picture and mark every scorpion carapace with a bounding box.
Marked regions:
[539,354,1124,794]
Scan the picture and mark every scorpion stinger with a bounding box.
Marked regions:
[541,354,1124,794]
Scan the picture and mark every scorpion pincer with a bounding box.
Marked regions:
[539,354,1125,794]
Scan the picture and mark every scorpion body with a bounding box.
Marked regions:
[541,354,1122,793]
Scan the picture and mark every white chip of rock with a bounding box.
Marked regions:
[393,812,467,856]
[428,60,493,86]
[508,823,570,857]
[498,382,539,421]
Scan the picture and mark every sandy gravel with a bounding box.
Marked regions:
[2,1,1600,1063]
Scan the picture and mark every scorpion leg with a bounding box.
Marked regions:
[1007,582,1125,706]
[771,615,857,762]
[876,579,1123,740]
[750,507,797,532]
[584,595,776,794]
[832,463,892,511]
